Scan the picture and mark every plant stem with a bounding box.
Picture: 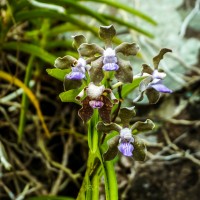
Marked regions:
[18,55,34,142]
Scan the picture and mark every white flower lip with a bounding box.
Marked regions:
[86,82,105,99]
[103,48,116,57]
[120,128,132,140]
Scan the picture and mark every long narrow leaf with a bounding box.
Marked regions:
[2,42,56,64]
[35,0,108,25]
[102,14,154,38]
[79,0,157,25]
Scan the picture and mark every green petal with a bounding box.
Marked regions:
[153,48,172,69]
[119,107,136,127]
[115,42,139,56]
[131,119,155,133]
[90,57,104,84]
[146,88,160,104]
[54,55,76,69]
[72,34,87,49]
[64,78,82,91]
[97,122,121,133]
[142,64,154,75]
[115,58,133,83]
[78,43,104,57]
[99,25,116,46]
[103,135,120,161]
[132,136,146,161]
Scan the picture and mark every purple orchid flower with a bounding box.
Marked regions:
[118,128,134,157]
[147,70,173,93]
[66,58,86,80]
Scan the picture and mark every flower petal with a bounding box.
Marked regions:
[72,34,87,49]
[118,142,134,157]
[89,100,104,109]
[97,122,121,134]
[54,55,76,69]
[64,78,82,91]
[99,25,116,47]
[78,97,94,123]
[102,63,119,71]
[90,57,104,84]
[146,88,160,104]
[131,119,155,132]
[132,136,146,161]
[150,83,172,93]
[119,107,136,127]
[142,64,154,75]
[66,71,85,80]
[103,135,120,161]
[153,48,172,69]
[99,96,113,123]
[78,43,104,57]
[115,58,133,83]
[115,42,139,56]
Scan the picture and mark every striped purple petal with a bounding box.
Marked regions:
[118,142,134,157]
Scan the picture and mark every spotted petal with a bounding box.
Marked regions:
[131,119,155,133]
[78,43,104,57]
[90,57,104,84]
[54,55,76,69]
[78,97,94,123]
[64,78,82,91]
[103,135,120,161]
[99,24,116,47]
[115,42,139,56]
[72,35,87,49]
[153,48,172,69]
[142,64,154,75]
[115,58,133,83]
[99,96,113,123]
[97,122,121,134]
[119,107,136,127]
[132,136,146,161]
[146,88,161,104]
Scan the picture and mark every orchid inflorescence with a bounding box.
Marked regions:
[54,25,172,161]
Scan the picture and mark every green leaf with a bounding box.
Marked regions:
[3,42,56,64]
[46,68,70,81]
[27,196,75,200]
[79,0,157,25]
[38,0,108,25]
[102,14,154,38]
[88,109,99,153]
[59,89,82,104]
[122,76,147,98]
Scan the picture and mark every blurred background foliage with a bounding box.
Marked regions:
[0,0,200,199]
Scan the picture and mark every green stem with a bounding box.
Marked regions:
[18,55,34,142]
